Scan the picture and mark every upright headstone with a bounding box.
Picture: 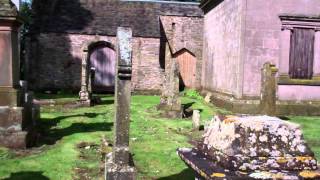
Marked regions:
[158,41,182,118]
[260,62,278,115]
[0,0,34,148]
[105,27,136,180]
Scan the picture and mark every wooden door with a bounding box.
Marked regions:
[289,28,315,79]
[176,50,197,88]
[89,46,116,92]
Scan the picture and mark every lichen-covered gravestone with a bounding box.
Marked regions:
[178,116,319,179]
[260,62,278,115]
[105,27,136,180]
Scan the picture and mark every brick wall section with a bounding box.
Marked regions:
[160,16,203,88]
[243,0,320,98]
[28,33,164,92]
[31,0,202,38]
[201,0,244,98]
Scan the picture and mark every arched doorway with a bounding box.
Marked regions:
[175,49,197,89]
[89,42,116,92]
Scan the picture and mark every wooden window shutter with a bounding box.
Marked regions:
[289,28,315,79]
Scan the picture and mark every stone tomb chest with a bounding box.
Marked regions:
[178,116,319,179]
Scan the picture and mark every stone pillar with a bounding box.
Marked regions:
[260,62,278,115]
[158,42,182,119]
[105,27,136,180]
[79,48,91,106]
[0,0,33,148]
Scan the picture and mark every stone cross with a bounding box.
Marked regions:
[106,27,136,180]
[260,62,278,115]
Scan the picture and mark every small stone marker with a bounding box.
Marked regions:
[105,27,136,180]
[204,92,212,103]
[192,110,200,130]
[178,115,319,179]
[260,62,278,115]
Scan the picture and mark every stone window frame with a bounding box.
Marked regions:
[278,15,320,85]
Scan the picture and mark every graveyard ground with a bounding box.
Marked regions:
[0,93,319,180]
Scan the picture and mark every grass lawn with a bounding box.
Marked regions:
[0,94,319,180]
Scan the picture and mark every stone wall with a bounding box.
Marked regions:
[160,16,203,89]
[243,0,320,100]
[201,0,245,98]
[202,0,320,102]
[28,33,164,92]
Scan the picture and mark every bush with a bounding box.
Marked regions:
[184,89,203,100]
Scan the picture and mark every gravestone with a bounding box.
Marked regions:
[158,42,182,119]
[260,62,278,115]
[0,0,35,148]
[192,110,200,130]
[105,27,136,180]
[178,115,319,179]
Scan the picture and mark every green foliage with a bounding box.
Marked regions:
[19,1,33,79]
[0,94,319,179]
[184,89,203,101]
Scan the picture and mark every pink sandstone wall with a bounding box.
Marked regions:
[30,33,164,92]
[202,0,245,98]
[243,0,320,100]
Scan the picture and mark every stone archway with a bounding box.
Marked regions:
[88,42,116,92]
[79,40,116,105]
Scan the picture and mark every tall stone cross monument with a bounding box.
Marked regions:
[105,27,136,180]
[0,0,33,148]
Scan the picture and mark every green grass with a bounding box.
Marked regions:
[0,94,319,180]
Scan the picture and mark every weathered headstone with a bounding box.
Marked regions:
[158,42,182,119]
[178,115,319,179]
[192,110,200,130]
[0,0,35,148]
[105,27,136,180]
[260,62,278,115]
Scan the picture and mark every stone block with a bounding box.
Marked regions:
[0,131,27,149]
[105,152,136,180]
[0,106,23,131]
[0,87,21,106]
[198,116,317,171]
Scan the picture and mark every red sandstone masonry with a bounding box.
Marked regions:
[29,33,164,92]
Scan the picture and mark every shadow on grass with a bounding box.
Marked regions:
[3,171,49,180]
[182,102,203,118]
[36,113,113,146]
[99,99,114,105]
[158,168,194,180]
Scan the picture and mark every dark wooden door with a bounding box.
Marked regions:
[289,28,315,79]
[89,46,116,92]
[176,50,197,88]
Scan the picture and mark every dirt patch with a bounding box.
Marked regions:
[74,139,112,180]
